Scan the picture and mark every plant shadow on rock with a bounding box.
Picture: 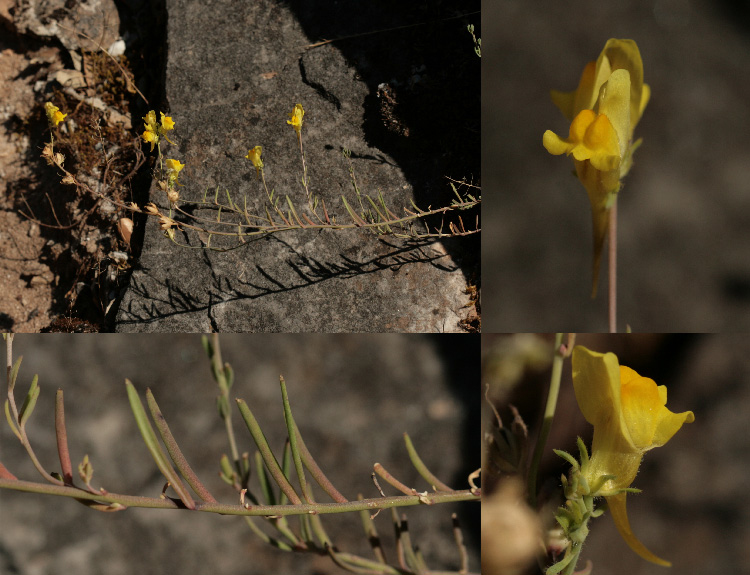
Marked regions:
[117,234,460,330]
[285,0,481,288]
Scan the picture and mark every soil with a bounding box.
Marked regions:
[0,1,164,332]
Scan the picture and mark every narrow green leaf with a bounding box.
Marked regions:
[341,196,367,226]
[279,440,291,506]
[403,433,453,491]
[201,335,212,358]
[224,364,234,390]
[4,400,21,441]
[279,376,311,502]
[255,450,275,505]
[18,375,40,427]
[125,380,195,509]
[235,398,301,505]
[55,389,73,484]
[146,389,217,503]
[8,356,22,393]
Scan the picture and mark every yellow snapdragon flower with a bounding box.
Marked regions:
[44,102,67,127]
[165,158,185,186]
[141,110,176,152]
[543,39,650,296]
[287,103,304,135]
[571,346,694,566]
[245,146,263,176]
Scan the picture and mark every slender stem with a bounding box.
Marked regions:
[298,133,311,203]
[608,201,617,333]
[527,333,565,508]
[0,477,477,515]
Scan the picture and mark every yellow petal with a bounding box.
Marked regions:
[550,60,598,120]
[543,110,620,172]
[596,69,631,161]
[160,113,175,131]
[607,492,672,567]
[571,347,622,429]
[601,39,648,132]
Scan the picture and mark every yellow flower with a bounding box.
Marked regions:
[287,103,304,135]
[44,102,67,126]
[543,39,650,296]
[165,158,185,188]
[571,346,694,566]
[165,158,185,174]
[141,111,176,152]
[160,113,175,132]
[245,146,263,176]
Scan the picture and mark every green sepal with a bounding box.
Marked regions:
[576,437,589,468]
[553,449,579,470]
[588,474,617,495]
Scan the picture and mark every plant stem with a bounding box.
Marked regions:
[0,477,478,516]
[608,202,617,333]
[527,333,565,508]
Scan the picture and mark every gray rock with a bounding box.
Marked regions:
[115,0,479,332]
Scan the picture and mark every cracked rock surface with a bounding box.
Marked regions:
[115,0,480,332]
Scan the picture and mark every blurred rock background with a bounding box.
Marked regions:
[483,333,749,575]
[0,334,479,574]
[483,0,750,331]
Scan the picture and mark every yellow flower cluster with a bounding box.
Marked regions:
[142,111,175,152]
[44,102,67,127]
[543,39,650,296]
[572,346,694,566]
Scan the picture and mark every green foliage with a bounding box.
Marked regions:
[0,334,479,575]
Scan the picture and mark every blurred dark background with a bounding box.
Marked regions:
[483,0,750,331]
[0,334,478,575]
[483,333,749,575]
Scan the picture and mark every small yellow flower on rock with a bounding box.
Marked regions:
[44,102,67,127]
[165,158,185,192]
[543,39,650,296]
[245,146,263,176]
[165,158,184,176]
[571,346,694,566]
[160,113,175,132]
[287,103,304,135]
[141,110,176,152]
